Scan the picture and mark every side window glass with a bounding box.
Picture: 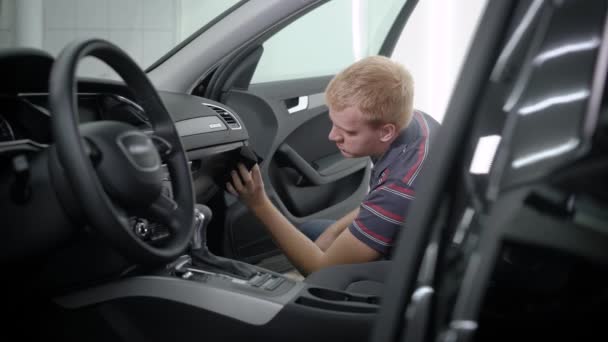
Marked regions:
[251,0,408,84]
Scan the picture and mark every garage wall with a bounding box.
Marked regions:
[0,0,238,77]
[43,0,176,65]
[392,0,489,123]
[0,0,15,49]
[42,0,179,77]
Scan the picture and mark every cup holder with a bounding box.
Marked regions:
[308,287,380,304]
[308,287,350,301]
[295,287,380,313]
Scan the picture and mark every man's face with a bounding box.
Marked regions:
[328,106,388,158]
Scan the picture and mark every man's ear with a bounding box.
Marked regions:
[379,123,397,142]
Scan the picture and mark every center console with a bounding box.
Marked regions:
[171,254,297,299]
[171,254,381,313]
[54,206,382,342]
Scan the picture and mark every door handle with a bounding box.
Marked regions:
[286,96,309,114]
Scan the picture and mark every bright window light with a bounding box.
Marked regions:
[534,38,600,65]
[511,138,579,169]
[469,135,502,174]
[518,90,589,115]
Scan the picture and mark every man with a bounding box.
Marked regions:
[227,56,439,276]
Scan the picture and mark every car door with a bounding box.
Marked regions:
[201,0,419,265]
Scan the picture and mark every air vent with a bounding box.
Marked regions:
[203,103,241,130]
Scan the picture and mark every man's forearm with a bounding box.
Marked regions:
[314,208,359,250]
[250,197,327,275]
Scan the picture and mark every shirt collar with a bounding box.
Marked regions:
[371,111,420,175]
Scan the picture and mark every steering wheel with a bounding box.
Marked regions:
[49,39,194,264]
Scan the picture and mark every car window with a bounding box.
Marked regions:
[251,0,409,84]
[0,0,242,78]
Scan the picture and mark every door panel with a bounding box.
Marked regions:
[220,78,370,261]
[275,143,368,185]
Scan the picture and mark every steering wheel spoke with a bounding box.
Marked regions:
[82,137,102,166]
[148,133,175,162]
[145,193,182,234]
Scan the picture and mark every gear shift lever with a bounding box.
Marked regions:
[191,205,209,250]
[190,204,255,279]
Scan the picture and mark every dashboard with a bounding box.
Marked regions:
[0,86,253,210]
[0,49,252,251]
[0,47,264,290]
[0,90,250,207]
[0,93,142,145]
[0,91,248,148]
[0,49,249,151]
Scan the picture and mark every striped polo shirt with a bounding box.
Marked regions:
[348,110,439,256]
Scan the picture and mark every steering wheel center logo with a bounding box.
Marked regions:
[116,131,161,172]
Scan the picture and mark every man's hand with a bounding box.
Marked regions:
[226,163,267,209]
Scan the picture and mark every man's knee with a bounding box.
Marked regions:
[298,219,335,241]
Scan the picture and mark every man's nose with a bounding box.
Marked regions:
[328,126,339,141]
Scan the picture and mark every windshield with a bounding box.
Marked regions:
[0,0,243,79]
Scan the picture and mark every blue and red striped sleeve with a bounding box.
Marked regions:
[348,180,416,255]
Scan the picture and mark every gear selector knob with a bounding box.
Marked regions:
[190,204,255,279]
[192,204,212,250]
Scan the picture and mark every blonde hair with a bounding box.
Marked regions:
[325,56,414,129]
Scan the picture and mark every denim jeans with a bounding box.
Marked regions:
[298,219,336,241]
